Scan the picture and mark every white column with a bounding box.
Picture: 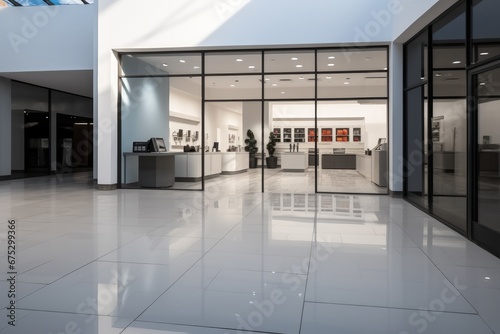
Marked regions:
[389,42,404,193]
[0,77,11,177]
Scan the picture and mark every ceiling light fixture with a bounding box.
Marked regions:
[344,82,350,85]
[264,78,270,81]
[179,59,186,63]
[162,63,168,67]
[236,58,243,62]
[299,77,305,80]
[328,56,335,59]
[435,73,442,77]
[230,84,235,87]
[291,57,298,61]
[296,64,303,68]
[281,91,285,94]
[480,82,486,86]
[485,277,491,280]
[328,63,335,67]
[480,52,489,56]
[453,60,461,64]
[193,66,200,69]
[248,65,255,69]
[326,76,332,79]
[383,67,387,70]
[272,84,277,87]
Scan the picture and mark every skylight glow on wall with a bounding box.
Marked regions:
[1,0,93,6]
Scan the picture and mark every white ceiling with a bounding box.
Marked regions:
[0,70,93,98]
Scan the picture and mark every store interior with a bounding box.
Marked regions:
[120,48,389,194]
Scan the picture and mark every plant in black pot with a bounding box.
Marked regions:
[266,131,278,169]
[244,129,258,168]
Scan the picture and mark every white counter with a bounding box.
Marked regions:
[356,154,372,180]
[172,152,221,181]
[281,152,308,172]
[221,152,249,174]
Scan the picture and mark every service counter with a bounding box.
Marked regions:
[221,152,249,175]
[172,152,221,182]
[281,152,308,172]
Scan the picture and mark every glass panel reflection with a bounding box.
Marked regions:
[205,52,262,74]
[121,53,202,77]
[317,72,387,99]
[472,0,500,63]
[205,75,261,100]
[477,67,500,234]
[264,50,315,73]
[2,0,93,5]
[317,48,387,72]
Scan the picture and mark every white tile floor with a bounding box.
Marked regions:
[0,172,499,333]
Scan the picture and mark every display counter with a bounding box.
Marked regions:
[281,152,308,172]
[221,152,249,174]
[173,152,221,182]
[322,154,356,169]
[372,150,387,187]
[123,152,175,188]
[356,154,372,180]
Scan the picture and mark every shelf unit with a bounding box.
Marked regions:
[308,128,317,142]
[321,128,333,142]
[353,127,362,142]
[273,128,282,142]
[335,127,350,142]
[283,128,292,142]
[294,128,305,142]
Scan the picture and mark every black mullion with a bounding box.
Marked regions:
[427,27,434,209]
[466,0,473,238]
[48,89,52,176]
[314,50,318,194]
[6,0,22,6]
[261,51,265,193]
[117,55,123,188]
[82,0,89,4]
[201,52,206,192]
[403,44,409,197]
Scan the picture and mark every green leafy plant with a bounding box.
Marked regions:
[266,132,276,157]
[244,129,258,155]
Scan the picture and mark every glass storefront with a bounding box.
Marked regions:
[403,0,500,256]
[119,47,388,195]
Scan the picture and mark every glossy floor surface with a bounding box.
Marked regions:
[1,173,500,333]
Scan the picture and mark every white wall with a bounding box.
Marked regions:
[121,77,170,183]
[270,102,387,150]
[0,77,11,176]
[97,0,395,185]
[0,5,94,73]
[205,103,243,152]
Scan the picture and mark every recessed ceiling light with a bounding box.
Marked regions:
[480,52,489,56]
[281,91,285,94]
[272,84,277,87]
[162,63,168,67]
[296,64,303,68]
[299,76,305,80]
[179,59,186,63]
[421,77,425,80]
[328,63,335,67]
[453,60,461,64]
[485,277,491,280]
[291,57,298,61]
[236,58,243,62]
[480,82,486,86]
[383,67,387,70]
[193,66,200,69]
[344,82,350,85]
[248,65,255,69]
[230,84,235,87]
[264,78,270,81]
[326,76,332,79]
[328,56,335,59]
[435,73,442,77]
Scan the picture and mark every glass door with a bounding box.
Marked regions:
[471,64,500,256]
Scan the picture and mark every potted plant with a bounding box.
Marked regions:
[244,129,258,168]
[266,131,278,169]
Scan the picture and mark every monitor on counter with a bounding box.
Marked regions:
[147,137,167,152]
